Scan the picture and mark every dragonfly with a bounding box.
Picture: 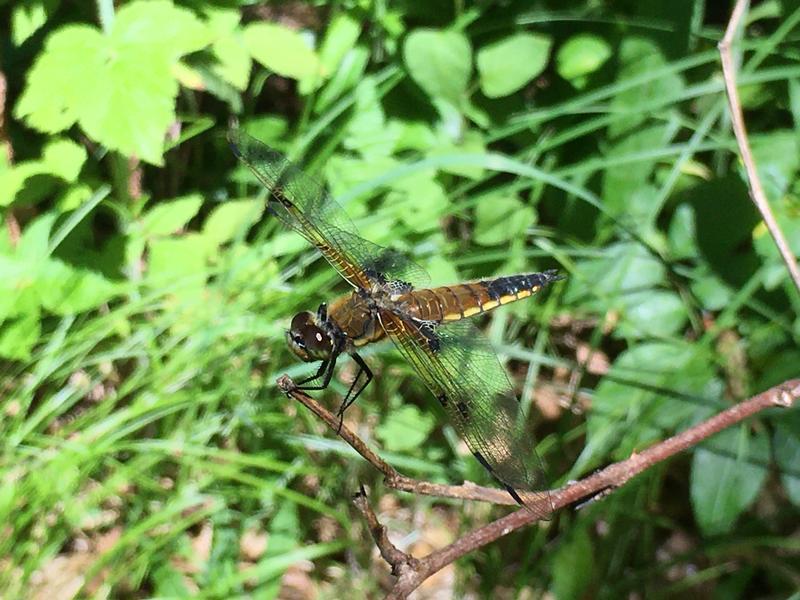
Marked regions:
[229,127,562,514]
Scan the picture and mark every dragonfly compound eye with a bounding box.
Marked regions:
[287,311,332,362]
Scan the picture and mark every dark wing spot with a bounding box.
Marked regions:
[456,401,470,420]
[437,394,448,407]
[418,322,440,353]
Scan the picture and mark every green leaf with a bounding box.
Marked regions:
[476,32,552,98]
[616,290,688,339]
[0,310,41,361]
[556,34,611,83]
[211,34,251,91]
[385,172,448,233]
[244,23,321,81]
[375,405,436,452]
[691,426,769,536]
[140,195,204,237]
[36,259,119,314]
[318,13,361,76]
[403,29,472,106]
[202,199,263,247]
[15,1,208,164]
[11,0,59,47]
[147,235,209,284]
[474,194,535,246]
[608,37,684,137]
[42,138,86,181]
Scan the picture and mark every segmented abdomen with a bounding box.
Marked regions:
[399,270,561,322]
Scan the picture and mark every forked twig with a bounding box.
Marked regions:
[718,0,800,294]
[278,375,799,599]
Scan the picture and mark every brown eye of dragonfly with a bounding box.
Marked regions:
[286,311,332,362]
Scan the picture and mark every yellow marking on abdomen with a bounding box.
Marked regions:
[461,306,483,317]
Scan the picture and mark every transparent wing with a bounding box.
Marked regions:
[228,127,429,290]
[379,311,551,515]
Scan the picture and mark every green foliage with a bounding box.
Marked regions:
[2,0,800,598]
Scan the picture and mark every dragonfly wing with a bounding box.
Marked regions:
[379,311,551,515]
[228,127,429,290]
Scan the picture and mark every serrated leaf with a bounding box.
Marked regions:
[15,1,208,164]
[403,29,471,106]
[691,426,769,536]
[477,32,551,98]
[140,195,203,237]
[244,23,321,81]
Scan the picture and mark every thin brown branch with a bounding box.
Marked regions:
[718,0,800,294]
[277,374,518,505]
[280,375,799,599]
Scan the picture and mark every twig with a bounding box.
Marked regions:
[277,375,518,505]
[279,374,799,598]
[718,0,800,294]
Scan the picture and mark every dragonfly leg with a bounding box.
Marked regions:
[335,353,373,433]
[297,352,338,390]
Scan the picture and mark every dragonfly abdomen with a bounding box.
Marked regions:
[402,270,561,322]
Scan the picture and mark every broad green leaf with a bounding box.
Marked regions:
[474,194,535,246]
[36,259,119,314]
[15,1,208,164]
[403,29,471,106]
[602,126,669,220]
[211,34,251,91]
[667,203,698,260]
[244,23,321,81]
[0,310,41,361]
[343,79,399,158]
[477,32,552,98]
[12,0,59,47]
[563,242,666,313]
[0,138,86,206]
[749,131,799,200]
[574,341,718,475]
[616,290,688,339]
[691,426,769,536]
[318,13,361,75]
[556,34,612,84]
[42,139,86,181]
[140,195,204,237]
[385,172,448,233]
[203,200,263,246]
[147,234,208,284]
[690,267,734,311]
[376,405,436,452]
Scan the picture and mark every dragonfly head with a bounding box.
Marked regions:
[286,311,334,362]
